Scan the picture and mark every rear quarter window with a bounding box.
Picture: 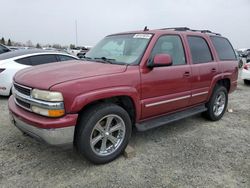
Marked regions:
[210,36,236,61]
[15,57,32,65]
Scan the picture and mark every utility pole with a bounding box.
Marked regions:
[75,20,78,47]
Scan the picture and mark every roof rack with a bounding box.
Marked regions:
[159,27,221,36]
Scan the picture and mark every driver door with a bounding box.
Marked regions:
[140,35,192,119]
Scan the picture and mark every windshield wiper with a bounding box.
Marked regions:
[94,57,116,64]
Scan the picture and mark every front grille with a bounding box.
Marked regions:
[14,83,31,96]
[13,83,32,111]
[16,98,31,109]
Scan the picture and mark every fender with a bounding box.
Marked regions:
[69,86,141,121]
[207,73,232,100]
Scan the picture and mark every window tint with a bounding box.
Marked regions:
[150,35,186,65]
[15,57,32,65]
[57,55,77,61]
[210,36,236,61]
[0,45,10,54]
[188,36,213,64]
[30,55,58,65]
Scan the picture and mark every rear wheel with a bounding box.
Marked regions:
[75,103,132,164]
[244,79,250,85]
[203,85,228,121]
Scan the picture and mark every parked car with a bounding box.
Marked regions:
[76,47,91,58]
[242,62,250,85]
[9,27,238,164]
[0,49,78,96]
[235,50,244,68]
[0,44,11,54]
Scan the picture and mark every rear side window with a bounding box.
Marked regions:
[57,55,77,61]
[30,55,58,65]
[210,36,236,61]
[188,36,213,64]
[15,57,32,65]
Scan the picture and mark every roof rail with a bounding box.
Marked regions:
[160,27,191,31]
[159,27,221,36]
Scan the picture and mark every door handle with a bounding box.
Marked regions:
[211,68,217,73]
[183,71,191,77]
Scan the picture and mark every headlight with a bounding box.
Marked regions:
[31,89,64,117]
[31,89,63,102]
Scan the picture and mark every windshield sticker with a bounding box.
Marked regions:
[133,34,152,39]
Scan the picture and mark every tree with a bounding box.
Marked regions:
[7,39,12,46]
[1,37,5,45]
[36,43,41,48]
[26,40,33,47]
[70,44,75,49]
[52,44,62,49]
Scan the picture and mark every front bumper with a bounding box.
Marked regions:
[8,95,78,146]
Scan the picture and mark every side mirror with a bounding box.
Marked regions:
[149,54,172,68]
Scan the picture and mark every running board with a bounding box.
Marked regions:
[136,105,207,131]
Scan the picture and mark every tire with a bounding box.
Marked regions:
[75,103,132,164]
[244,79,250,85]
[203,85,228,121]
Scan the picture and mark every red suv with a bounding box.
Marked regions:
[9,27,238,164]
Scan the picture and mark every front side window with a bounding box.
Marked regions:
[30,55,58,65]
[149,35,186,65]
[188,36,213,64]
[85,34,152,65]
[210,36,236,61]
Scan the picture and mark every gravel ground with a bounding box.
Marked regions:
[0,80,249,188]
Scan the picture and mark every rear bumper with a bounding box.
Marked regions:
[241,69,250,80]
[8,95,78,146]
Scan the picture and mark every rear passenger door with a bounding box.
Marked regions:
[187,36,218,105]
[29,55,58,66]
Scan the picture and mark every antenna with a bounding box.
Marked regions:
[75,20,78,47]
[144,26,149,31]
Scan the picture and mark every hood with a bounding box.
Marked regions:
[14,61,127,89]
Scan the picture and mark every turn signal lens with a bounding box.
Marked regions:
[31,106,65,117]
[48,109,65,117]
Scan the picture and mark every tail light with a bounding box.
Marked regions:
[0,68,5,73]
[243,64,250,70]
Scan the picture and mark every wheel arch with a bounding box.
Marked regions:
[207,75,231,100]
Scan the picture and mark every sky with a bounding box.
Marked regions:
[0,0,249,48]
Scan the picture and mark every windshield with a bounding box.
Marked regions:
[85,34,152,65]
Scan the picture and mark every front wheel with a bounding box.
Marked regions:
[75,103,132,164]
[203,85,228,121]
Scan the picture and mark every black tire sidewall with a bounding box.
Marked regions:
[76,103,132,164]
[206,86,228,121]
[244,80,250,85]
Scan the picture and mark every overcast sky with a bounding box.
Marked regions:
[1,0,249,48]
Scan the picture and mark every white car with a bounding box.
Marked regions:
[0,49,79,96]
[242,62,250,85]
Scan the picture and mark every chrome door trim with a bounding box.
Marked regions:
[145,95,191,107]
